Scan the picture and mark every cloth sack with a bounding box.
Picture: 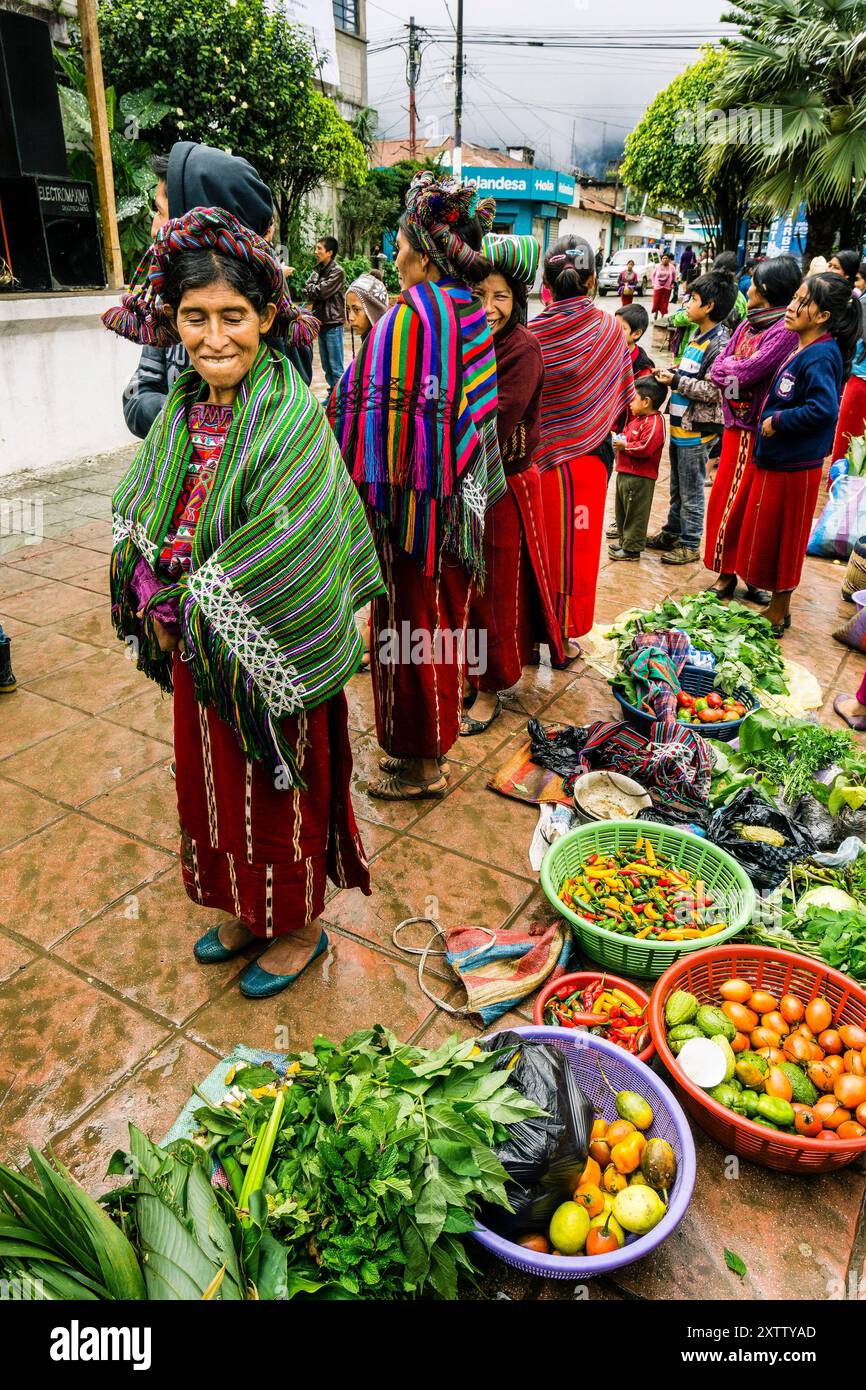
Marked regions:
[833,603,866,651]
[841,535,866,601]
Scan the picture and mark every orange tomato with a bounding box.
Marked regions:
[518,1233,550,1252]
[818,1029,844,1055]
[815,1130,840,1143]
[779,993,805,1025]
[835,1121,866,1141]
[719,978,753,1003]
[761,1011,789,1037]
[731,1032,750,1053]
[809,1043,826,1062]
[857,1101,866,1127]
[590,1117,608,1140]
[756,1046,785,1064]
[749,990,778,1014]
[574,1181,605,1217]
[792,1105,822,1138]
[807,1061,838,1093]
[765,1067,793,1101]
[589,1138,611,1167]
[580,1156,602,1188]
[723,1001,759,1032]
[843,1050,865,1077]
[782,1033,812,1063]
[814,1095,841,1123]
[795,1023,816,1042]
[834,1073,866,1110]
[751,1027,782,1050]
[838,1023,866,1051]
[606,1119,636,1147]
[822,1106,853,1131]
[805,998,833,1034]
[826,1055,845,1076]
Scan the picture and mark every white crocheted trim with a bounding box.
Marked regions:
[460,474,487,522]
[113,512,158,562]
[187,556,307,717]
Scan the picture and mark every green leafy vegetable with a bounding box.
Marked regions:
[724,1248,747,1277]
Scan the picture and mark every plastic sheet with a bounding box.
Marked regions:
[707,788,816,890]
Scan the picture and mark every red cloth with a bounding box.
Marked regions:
[704,424,756,574]
[173,656,369,937]
[492,320,544,474]
[652,286,671,315]
[614,412,665,480]
[159,403,232,576]
[832,375,866,463]
[370,536,475,758]
[736,464,822,592]
[539,453,608,640]
[469,466,565,691]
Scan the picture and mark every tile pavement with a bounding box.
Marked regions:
[1,442,865,1302]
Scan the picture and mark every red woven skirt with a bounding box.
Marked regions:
[832,375,866,463]
[652,286,671,315]
[736,465,822,593]
[539,454,608,640]
[468,466,565,692]
[173,655,369,938]
[703,424,756,574]
[370,537,475,759]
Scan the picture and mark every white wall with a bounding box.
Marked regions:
[559,208,610,257]
[0,292,140,477]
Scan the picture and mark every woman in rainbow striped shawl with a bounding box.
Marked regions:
[103,208,384,998]
[329,173,506,800]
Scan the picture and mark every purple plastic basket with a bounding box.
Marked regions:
[472,1026,696,1279]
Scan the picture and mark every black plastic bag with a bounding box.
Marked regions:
[528,718,588,780]
[792,795,866,852]
[707,788,816,890]
[479,1032,593,1237]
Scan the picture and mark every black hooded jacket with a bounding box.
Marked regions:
[123,143,313,438]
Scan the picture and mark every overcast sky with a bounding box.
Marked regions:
[366,0,731,174]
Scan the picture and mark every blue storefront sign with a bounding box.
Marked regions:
[766,203,808,259]
[461,166,575,245]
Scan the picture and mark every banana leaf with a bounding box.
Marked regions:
[28,1149,145,1301]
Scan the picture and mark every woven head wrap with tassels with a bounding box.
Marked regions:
[402,171,496,280]
[102,206,319,350]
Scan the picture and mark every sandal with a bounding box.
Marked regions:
[705,576,736,600]
[378,754,447,774]
[743,585,771,605]
[833,695,866,732]
[459,696,502,737]
[368,771,449,801]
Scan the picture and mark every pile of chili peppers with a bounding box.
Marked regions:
[557,835,730,941]
[542,978,651,1054]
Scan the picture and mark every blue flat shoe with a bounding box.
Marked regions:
[239,930,329,999]
[194,925,252,964]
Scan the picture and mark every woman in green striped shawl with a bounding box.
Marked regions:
[104,208,384,998]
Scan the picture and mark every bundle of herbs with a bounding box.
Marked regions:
[710,710,861,810]
[191,1027,542,1300]
[606,592,788,695]
[746,858,866,984]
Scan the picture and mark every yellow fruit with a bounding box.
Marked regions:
[548,1201,591,1256]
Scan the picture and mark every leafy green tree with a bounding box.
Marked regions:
[89,0,367,235]
[714,0,866,258]
[339,157,443,259]
[621,50,752,252]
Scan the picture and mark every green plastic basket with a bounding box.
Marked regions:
[540,821,754,979]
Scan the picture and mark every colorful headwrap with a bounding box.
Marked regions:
[402,171,496,280]
[481,233,540,288]
[102,206,319,350]
[347,271,390,326]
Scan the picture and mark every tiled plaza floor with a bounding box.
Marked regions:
[2,434,866,1302]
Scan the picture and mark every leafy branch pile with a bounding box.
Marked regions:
[746,860,866,984]
[606,593,788,696]
[711,709,860,809]
[192,1028,539,1300]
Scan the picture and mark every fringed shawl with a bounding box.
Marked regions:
[530,295,635,470]
[110,345,384,785]
[328,277,506,581]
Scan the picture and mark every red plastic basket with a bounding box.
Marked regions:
[533,971,655,1063]
[648,945,866,1173]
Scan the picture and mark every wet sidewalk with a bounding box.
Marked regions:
[1,447,865,1302]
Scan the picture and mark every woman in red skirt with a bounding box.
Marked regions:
[737,272,860,636]
[104,209,383,998]
[828,252,866,461]
[530,235,634,657]
[460,234,565,734]
[704,255,800,602]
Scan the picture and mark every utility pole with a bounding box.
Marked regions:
[453,0,464,179]
[408,17,420,160]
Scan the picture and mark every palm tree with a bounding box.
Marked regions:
[710,0,866,258]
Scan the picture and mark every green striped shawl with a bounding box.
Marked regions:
[111,345,384,782]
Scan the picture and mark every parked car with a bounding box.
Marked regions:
[597,247,661,297]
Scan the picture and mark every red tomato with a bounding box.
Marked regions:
[818,1029,844,1055]
[706,691,723,709]
[793,1106,822,1138]
[780,994,805,1025]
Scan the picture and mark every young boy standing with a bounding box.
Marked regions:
[608,377,668,560]
[647,271,736,565]
[615,303,655,380]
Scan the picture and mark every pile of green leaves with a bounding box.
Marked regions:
[711,709,859,809]
[193,1027,540,1300]
[606,592,788,695]
[747,861,866,983]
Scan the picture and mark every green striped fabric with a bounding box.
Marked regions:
[481,233,540,287]
[111,345,384,782]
